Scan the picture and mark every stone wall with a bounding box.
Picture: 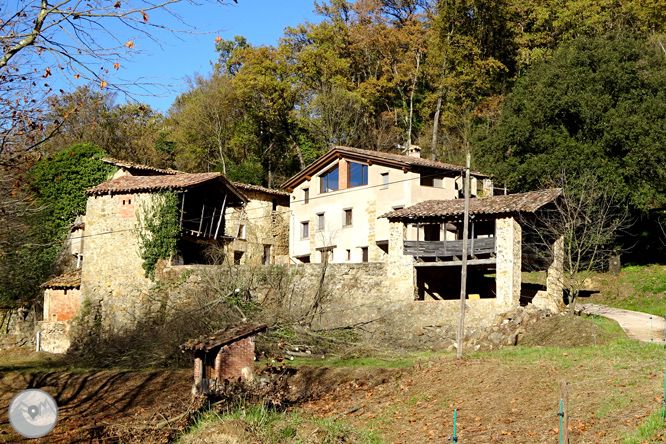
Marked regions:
[80,192,156,333]
[224,189,290,265]
[38,321,71,354]
[0,308,37,349]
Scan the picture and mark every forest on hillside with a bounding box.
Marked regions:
[3,0,666,305]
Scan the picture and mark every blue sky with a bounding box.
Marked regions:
[110,0,321,112]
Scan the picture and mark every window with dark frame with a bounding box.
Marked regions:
[361,247,369,262]
[317,213,325,230]
[381,172,389,189]
[272,199,278,211]
[303,188,309,204]
[343,208,352,226]
[301,221,310,239]
[420,174,444,187]
[348,162,368,187]
[346,249,351,261]
[233,251,244,265]
[320,167,339,193]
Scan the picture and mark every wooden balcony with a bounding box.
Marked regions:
[404,237,496,267]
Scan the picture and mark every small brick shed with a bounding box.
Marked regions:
[180,323,268,394]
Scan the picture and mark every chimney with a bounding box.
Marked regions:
[407,145,421,158]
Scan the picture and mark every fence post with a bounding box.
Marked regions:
[560,380,569,443]
[662,358,666,424]
[663,311,666,349]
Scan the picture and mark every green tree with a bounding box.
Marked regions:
[0,143,113,305]
[477,33,666,212]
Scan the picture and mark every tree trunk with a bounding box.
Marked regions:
[431,83,444,161]
[289,134,305,169]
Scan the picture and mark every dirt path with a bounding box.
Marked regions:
[577,303,666,343]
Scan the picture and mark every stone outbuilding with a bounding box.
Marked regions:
[224,182,290,265]
[39,269,81,353]
[180,323,268,395]
[382,188,565,313]
[81,172,248,332]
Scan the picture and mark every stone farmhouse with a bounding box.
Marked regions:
[282,145,493,264]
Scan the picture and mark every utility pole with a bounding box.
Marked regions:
[457,153,471,359]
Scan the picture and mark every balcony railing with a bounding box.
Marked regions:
[404,237,496,260]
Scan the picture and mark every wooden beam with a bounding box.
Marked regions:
[214,194,227,240]
[198,204,205,236]
[415,258,497,267]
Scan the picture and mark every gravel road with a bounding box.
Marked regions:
[577,303,666,344]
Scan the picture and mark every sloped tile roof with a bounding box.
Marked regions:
[85,173,246,200]
[231,182,289,197]
[41,269,81,289]
[381,189,562,221]
[180,324,268,351]
[282,145,488,190]
[335,146,485,174]
[101,158,181,175]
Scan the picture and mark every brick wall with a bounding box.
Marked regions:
[44,288,81,322]
[213,336,256,382]
[118,194,135,219]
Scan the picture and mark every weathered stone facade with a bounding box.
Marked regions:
[224,188,289,265]
[80,192,155,332]
[495,217,522,311]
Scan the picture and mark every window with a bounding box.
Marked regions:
[348,162,368,188]
[317,213,325,231]
[303,188,309,204]
[237,224,245,239]
[346,249,351,261]
[420,174,444,187]
[343,209,352,227]
[272,199,278,211]
[233,251,244,265]
[320,167,339,193]
[320,248,333,263]
[263,245,271,265]
[381,172,389,189]
[361,247,369,262]
[301,221,310,239]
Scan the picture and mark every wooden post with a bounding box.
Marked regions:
[198,204,206,236]
[208,207,216,237]
[214,194,227,239]
[457,153,471,359]
[470,222,475,258]
[179,192,186,230]
[560,380,569,443]
[416,223,421,262]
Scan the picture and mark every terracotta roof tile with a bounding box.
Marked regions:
[41,269,81,289]
[335,146,488,175]
[180,324,268,351]
[231,182,289,197]
[101,158,181,175]
[381,189,562,221]
[86,173,234,196]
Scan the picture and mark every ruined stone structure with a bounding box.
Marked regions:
[224,183,290,265]
[81,173,246,333]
